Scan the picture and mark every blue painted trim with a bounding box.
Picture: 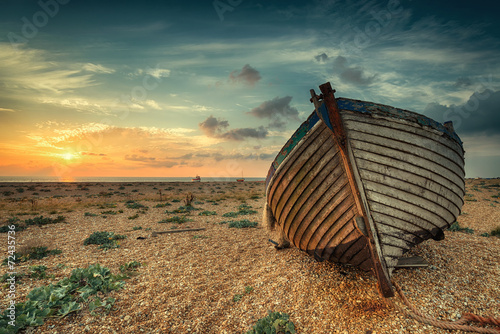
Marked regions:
[265,111,320,188]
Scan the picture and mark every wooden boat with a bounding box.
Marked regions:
[263,82,465,297]
[192,175,201,182]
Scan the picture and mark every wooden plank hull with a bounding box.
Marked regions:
[264,83,465,297]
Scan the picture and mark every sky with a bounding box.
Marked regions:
[0,0,499,179]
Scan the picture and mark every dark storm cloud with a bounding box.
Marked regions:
[333,56,377,85]
[247,96,299,130]
[424,89,500,134]
[199,115,268,141]
[229,64,261,86]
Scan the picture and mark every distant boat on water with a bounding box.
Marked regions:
[192,175,201,182]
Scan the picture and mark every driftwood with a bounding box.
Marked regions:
[151,228,205,237]
[395,256,429,268]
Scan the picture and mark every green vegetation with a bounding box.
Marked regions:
[223,203,257,217]
[84,212,98,217]
[0,264,125,334]
[0,223,26,233]
[83,232,126,250]
[24,215,66,226]
[125,201,148,209]
[132,226,142,230]
[119,261,141,277]
[491,226,500,238]
[29,265,53,280]
[3,247,62,265]
[100,210,119,215]
[158,216,192,224]
[246,311,296,334]
[198,210,217,216]
[1,272,25,283]
[192,235,209,239]
[448,222,474,234]
[128,214,140,220]
[228,219,258,229]
[97,203,117,209]
[168,205,200,214]
[464,193,477,202]
[154,202,172,208]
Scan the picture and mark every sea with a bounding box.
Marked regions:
[0,176,266,183]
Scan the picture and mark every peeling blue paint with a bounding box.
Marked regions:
[337,98,463,144]
[266,96,464,188]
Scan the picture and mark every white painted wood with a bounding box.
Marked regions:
[348,130,465,179]
[342,112,464,158]
[350,140,465,193]
[358,168,461,217]
[355,155,464,208]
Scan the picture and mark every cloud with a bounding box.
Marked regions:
[81,152,107,156]
[229,64,261,86]
[132,66,171,79]
[198,115,229,137]
[124,154,178,168]
[423,89,500,135]
[220,127,268,141]
[125,154,156,162]
[453,77,473,88]
[333,56,377,86]
[0,45,96,94]
[198,115,268,141]
[177,151,277,161]
[82,63,115,74]
[41,97,107,114]
[0,107,15,112]
[314,53,329,63]
[247,96,300,130]
[146,68,171,79]
[143,99,161,110]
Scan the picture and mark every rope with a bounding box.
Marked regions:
[392,280,500,333]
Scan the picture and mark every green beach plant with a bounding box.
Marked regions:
[83,231,126,250]
[246,311,296,334]
[0,263,125,334]
[228,219,258,229]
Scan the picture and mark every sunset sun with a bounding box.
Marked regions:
[61,153,76,161]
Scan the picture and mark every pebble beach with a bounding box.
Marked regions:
[0,179,499,333]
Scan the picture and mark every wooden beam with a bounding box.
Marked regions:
[314,82,394,298]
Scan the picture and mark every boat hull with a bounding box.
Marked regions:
[264,83,465,297]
